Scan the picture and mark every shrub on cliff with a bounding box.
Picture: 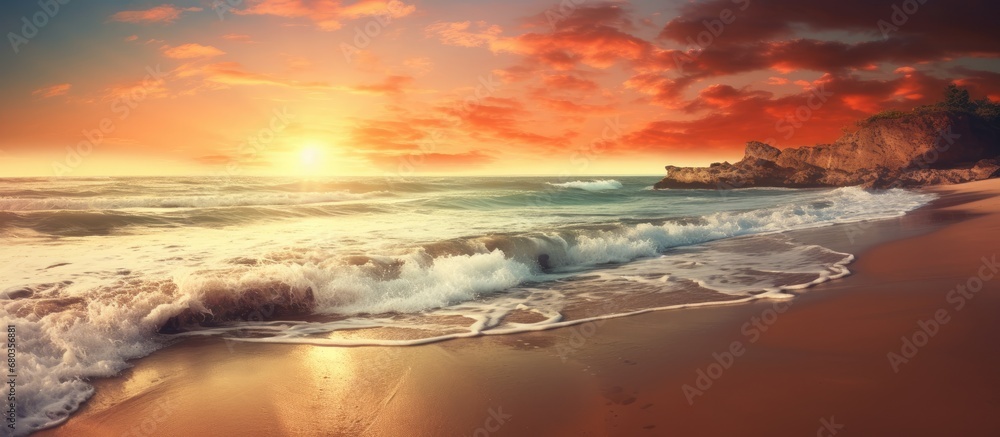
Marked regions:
[939,84,977,112]
[858,85,1000,128]
[973,98,1000,125]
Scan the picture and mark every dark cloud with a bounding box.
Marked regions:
[621,70,958,152]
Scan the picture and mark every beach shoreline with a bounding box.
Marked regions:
[33,179,1000,437]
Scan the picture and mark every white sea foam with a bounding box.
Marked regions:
[548,179,623,191]
[189,235,857,347]
[1,282,186,435]
[0,184,936,434]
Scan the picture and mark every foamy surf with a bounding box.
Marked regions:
[547,179,624,191]
[0,176,935,435]
[187,235,856,347]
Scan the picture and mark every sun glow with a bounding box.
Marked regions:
[300,145,322,166]
[295,143,327,175]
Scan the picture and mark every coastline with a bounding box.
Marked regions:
[34,179,1000,436]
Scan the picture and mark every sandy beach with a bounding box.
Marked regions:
[34,179,1000,437]
[6,1,999,435]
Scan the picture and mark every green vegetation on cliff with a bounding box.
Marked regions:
[859,85,1000,127]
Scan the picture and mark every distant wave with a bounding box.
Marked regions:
[548,179,623,191]
[0,191,386,211]
[2,184,936,434]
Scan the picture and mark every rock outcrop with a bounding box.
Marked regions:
[654,111,1000,189]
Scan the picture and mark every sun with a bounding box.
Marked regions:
[300,145,322,166]
[289,143,330,176]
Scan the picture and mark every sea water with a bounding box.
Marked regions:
[0,176,934,434]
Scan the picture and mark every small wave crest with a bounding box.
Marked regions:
[547,179,623,191]
[1,186,934,433]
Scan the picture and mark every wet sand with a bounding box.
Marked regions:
[36,179,1000,436]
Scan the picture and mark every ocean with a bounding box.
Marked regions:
[0,176,934,434]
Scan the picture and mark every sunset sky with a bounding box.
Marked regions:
[1,0,998,176]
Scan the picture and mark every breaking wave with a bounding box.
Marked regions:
[0,180,936,435]
[547,179,624,191]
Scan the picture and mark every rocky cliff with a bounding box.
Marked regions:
[654,110,1000,189]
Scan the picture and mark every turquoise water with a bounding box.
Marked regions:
[0,176,934,434]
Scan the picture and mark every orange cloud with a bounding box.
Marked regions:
[236,0,415,31]
[109,5,202,24]
[623,73,697,108]
[162,43,226,59]
[620,71,954,153]
[282,55,313,71]
[403,57,434,75]
[341,0,415,19]
[541,74,599,92]
[351,119,438,151]
[440,97,571,147]
[174,62,331,90]
[222,33,254,43]
[32,83,71,98]
[951,68,1000,102]
[534,97,615,114]
[492,4,651,70]
[425,21,502,48]
[101,78,169,103]
[348,75,415,95]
